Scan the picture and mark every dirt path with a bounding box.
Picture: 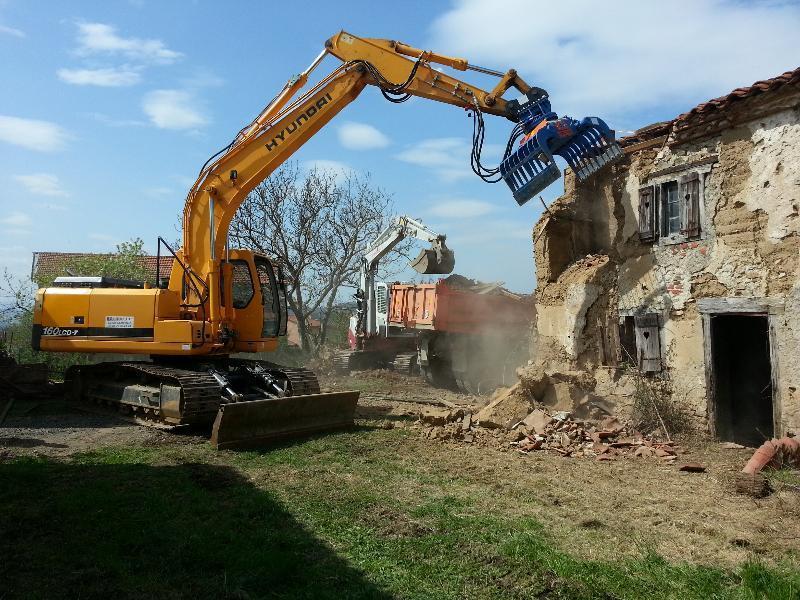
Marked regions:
[0,400,165,458]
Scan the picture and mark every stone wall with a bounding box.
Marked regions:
[523,99,800,435]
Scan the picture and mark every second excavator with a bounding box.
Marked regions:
[32,32,621,448]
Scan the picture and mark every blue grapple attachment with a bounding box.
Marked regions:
[500,90,623,206]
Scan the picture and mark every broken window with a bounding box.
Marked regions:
[662,181,681,237]
[638,172,704,244]
[618,316,637,365]
[634,313,662,373]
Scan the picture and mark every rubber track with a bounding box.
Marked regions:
[73,360,323,425]
[117,362,221,419]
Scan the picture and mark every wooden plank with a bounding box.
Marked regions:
[702,314,716,437]
[622,136,668,154]
[768,316,782,437]
[646,155,718,179]
[697,297,784,314]
[680,172,701,239]
[634,314,662,372]
[638,186,656,242]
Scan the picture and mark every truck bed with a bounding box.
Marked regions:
[387,281,530,334]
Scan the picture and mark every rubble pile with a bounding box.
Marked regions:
[509,410,679,462]
[416,389,683,462]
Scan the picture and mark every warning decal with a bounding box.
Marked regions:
[105,316,134,329]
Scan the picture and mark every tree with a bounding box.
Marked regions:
[62,238,151,284]
[229,163,408,353]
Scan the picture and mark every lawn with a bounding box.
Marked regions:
[1,426,798,599]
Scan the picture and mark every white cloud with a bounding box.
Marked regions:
[58,66,141,87]
[0,24,24,38]
[428,199,495,219]
[1,212,32,227]
[396,138,472,182]
[14,174,68,197]
[430,0,800,123]
[142,90,208,130]
[75,22,182,64]
[0,115,68,152]
[337,122,390,150]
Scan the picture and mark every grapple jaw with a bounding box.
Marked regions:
[500,93,623,206]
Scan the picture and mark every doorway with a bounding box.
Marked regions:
[710,314,773,446]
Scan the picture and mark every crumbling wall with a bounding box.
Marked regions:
[523,102,800,434]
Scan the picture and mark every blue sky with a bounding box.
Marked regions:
[0,0,798,292]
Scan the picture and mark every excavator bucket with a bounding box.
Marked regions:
[409,240,455,275]
[210,391,359,450]
[500,92,623,206]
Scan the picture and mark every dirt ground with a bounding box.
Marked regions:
[2,371,798,568]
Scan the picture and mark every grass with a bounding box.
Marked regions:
[2,428,799,599]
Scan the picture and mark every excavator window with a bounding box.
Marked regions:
[255,257,281,338]
[230,260,255,309]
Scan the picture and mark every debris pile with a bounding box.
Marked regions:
[416,385,687,463]
[508,411,680,462]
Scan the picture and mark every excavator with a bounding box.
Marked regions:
[32,32,621,448]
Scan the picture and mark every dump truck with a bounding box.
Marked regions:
[338,274,531,394]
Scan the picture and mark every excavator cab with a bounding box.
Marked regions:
[500,90,623,206]
[409,239,455,275]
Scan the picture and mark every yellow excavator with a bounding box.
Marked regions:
[32,32,621,448]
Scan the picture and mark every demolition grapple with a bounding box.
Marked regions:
[500,89,623,206]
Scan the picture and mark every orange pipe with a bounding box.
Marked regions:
[741,436,800,475]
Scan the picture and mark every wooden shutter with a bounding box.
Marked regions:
[638,186,656,242]
[680,173,701,239]
[634,313,662,372]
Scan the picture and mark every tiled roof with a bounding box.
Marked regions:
[619,66,800,148]
[675,67,800,130]
[31,252,173,282]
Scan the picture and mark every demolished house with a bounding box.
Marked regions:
[521,68,800,446]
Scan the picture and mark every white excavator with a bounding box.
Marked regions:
[335,216,454,373]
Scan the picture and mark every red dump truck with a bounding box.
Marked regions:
[337,275,531,394]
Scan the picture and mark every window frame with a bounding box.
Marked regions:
[638,166,709,246]
[224,259,256,310]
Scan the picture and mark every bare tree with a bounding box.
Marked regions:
[230,163,408,352]
[0,269,35,324]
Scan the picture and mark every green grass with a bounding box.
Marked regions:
[2,429,799,599]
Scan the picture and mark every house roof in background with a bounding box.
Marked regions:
[31,252,173,282]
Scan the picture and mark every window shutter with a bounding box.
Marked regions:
[680,173,701,239]
[634,313,662,372]
[638,186,656,242]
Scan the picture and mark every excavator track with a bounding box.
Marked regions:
[65,359,358,448]
[390,353,417,375]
